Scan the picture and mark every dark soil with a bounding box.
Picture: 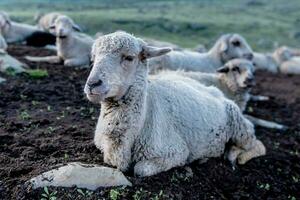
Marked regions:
[0,45,300,200]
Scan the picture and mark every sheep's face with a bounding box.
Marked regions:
[0,12,11,33]
[49,16,81,38]
[85,32,171,103]
[273,46,293,64]
[217,58,255,92]
[218,34,253,63]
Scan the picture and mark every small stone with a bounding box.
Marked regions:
[28,162,132,190]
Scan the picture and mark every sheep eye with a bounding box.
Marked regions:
[123,55,134,62]
[232,66,240,73]
[232,40,240,47]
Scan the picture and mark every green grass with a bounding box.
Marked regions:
[1,0,299,51]
[25,69,48,79]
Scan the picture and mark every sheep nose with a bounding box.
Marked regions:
[88,79,103,90]
[244,53,253,60]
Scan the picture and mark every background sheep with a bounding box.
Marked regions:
[148,33,253,73]
[25,15,93,67]
[253,46,298,74]
[142,37,182,50]
[84,31,265,177]
[279,57,300,75]
[175,58,286,130]
[0,11,39,43]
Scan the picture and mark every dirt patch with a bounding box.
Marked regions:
[0,45,299,200]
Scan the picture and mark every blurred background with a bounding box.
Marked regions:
[1,0,299,51]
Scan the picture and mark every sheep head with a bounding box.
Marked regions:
[272,46,294,64]
[49,15,81,38]
[84,31,171,103]
[0,11,11,33]
[214,34,253,63]
[217,58,255,92]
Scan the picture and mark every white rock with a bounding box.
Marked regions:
[28,162,132,190]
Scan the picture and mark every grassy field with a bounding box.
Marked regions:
[1,0,300,51]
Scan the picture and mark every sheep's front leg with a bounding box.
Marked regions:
[64,58,89,68]
[250,95,269,101]
[95,134,132,172]
[134,148,189,177]
[237,139,266,164]
[25,56,62,63]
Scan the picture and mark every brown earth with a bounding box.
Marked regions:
[0,45,299,200]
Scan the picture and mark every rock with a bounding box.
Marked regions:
[28,162,132,190]
[0,50,26,73]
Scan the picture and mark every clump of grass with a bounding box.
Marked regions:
[5,67,17,76]
[25,69,48,79]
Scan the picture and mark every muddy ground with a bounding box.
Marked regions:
[0,45,299,200]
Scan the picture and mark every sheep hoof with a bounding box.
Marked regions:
[237,140,266,165]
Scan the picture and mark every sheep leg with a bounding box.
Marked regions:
[226,145,243,169]
[64,58,89,68]
[237,139,266,165]
[95,135,132,172]
[250,95,269,101]
[25,55,62,64]
[245,114,287,130]
[134,148,189,177]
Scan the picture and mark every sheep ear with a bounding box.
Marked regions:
[141,46,171,59]
[72,24,82,32]
[5,19,11,26]
[216,66,229,73]
[219,40,228,52]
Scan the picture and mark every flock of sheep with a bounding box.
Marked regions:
[1,11,299,177]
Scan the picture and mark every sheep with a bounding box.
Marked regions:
[25,15,93,67]
[279,57,300,75]
[24,31,56,47]
[148,33,254,74]
[142,37,182,50]
[193,43,207,53]
[36,12,82,33]
[174,58,286,130]
[0,11,39,43]
[84,31,266,177]
[253,46,298,73]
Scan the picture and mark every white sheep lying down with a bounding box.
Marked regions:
[253,46,300,74]
[25,15,93,67]
[0,11,39,43]
[176,59,286,130]
[84,31,266,177]
[148,33,253,73]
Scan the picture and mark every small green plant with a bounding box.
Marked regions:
[77,188,93,197]
[151,190,165,200]
[109,189,120,200]
[25,69,48,79]
[292,176,299,183]
[64,153,69,160]
[257,183,270,190]
[47,126,55,134]
[20,111,30,120]
[5,67,17,76]
[133,188,150,200]
[40,186,57,200]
